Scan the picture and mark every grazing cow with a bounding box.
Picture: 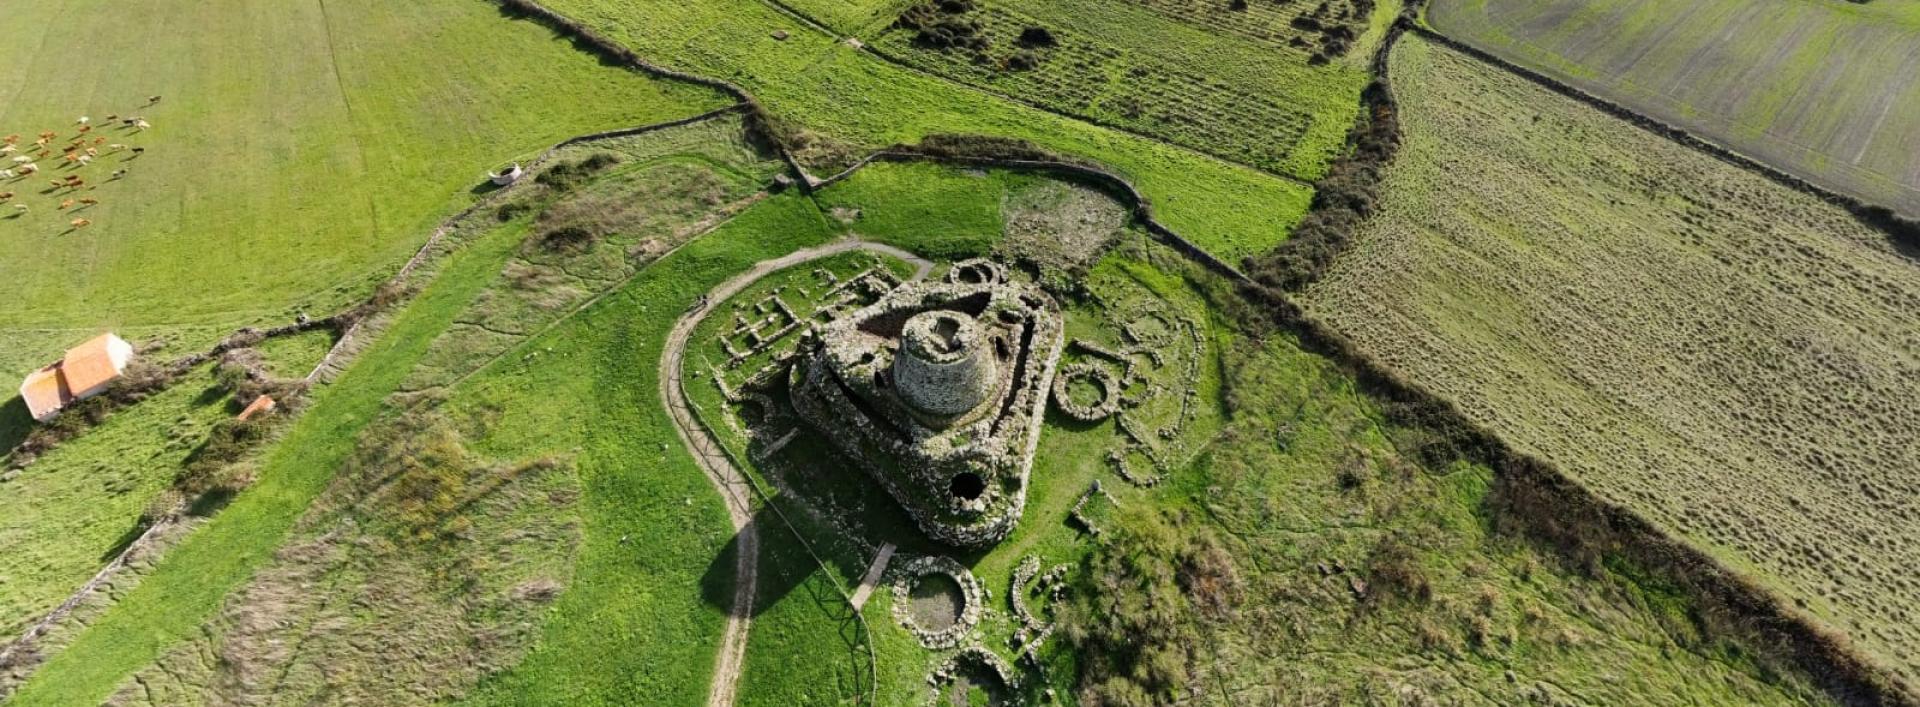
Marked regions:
[63,153,79,163]
[2,134,17,144]
[0,170,12,179]
[11,155,31,164]
[93,137,106,146]
[130,147,145,156]
[70,217,90,229]
[85,148,98,157]
[78,198,97,207]
[148,95,161,104]
[105,114,118,122]
[77,155,92,166]
[37,131,55,140]
[12,204,26,213]
[133,120,151,131]
[18,164,36,175]
[49,179,65,190]
[33,137,48,147]
[76,125,91,134]
[110,169,127,179]
[76,116,89,125]
[108,143,126,152]
[0,145,13,154]
[59,199,74,209]
[0,192,11,200]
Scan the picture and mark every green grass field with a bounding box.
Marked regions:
[866,0,1375,177]
[668,163,1826,703]
[2,0,1907,703]
[529,0,1320,259]
[1427,0,1920,217]
[0,0,720,695]
[1308,34,1920,691]
[0,0,725,381]
[0,367,227,638]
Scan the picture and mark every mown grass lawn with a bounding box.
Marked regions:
[1427,0,1920,216]
[0,0,727,381]
[11,207,537,705]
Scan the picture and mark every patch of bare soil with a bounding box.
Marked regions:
[908,574,963,632]
[105,411,581,706]
[997,180,1127,274]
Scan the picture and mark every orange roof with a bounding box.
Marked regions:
[60,333,126,394]
[236,395,277,421]
[19,364,72,421]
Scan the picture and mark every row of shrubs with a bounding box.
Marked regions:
[1244,18,1407,292]
[1011,4,1906,700]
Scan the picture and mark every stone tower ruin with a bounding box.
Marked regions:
[792,259,1063,546]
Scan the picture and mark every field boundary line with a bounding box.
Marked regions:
[781,34,1915,700]
[306,103,750,384]
[1234,10,1917,702]
[0,106,754,695]
[765,0,1324,191]
[1405,24,1919,253]
[491,0,813,181]
[424,188,770,400]
[474,1,1915,702]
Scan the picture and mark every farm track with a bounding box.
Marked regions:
[658,239,929,706]
[13,0,1910,701]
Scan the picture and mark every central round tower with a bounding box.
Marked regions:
[893,310,998,420]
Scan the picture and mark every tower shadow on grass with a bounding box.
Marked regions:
[699,505,877,699]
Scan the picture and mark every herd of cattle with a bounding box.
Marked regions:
[1,95,160,230]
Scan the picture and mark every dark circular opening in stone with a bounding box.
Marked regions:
[949,472,986,500]
[928,316,963,353]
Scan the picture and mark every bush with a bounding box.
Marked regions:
[537,225,596,252]
[1060,508,1238,705]
[534,152,620,191]
[908,133,1059,162]
[1365,534,1432,604]
[1248,80,1400,291]
[1016,25,1057,48]
[176,418,271,498]
[495,201,533,222]
[897,1,989,52]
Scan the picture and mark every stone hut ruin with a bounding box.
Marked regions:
[792,260,1063,546]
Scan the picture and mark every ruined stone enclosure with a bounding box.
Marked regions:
[792,259,1065,546]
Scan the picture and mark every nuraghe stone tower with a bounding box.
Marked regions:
[793,260,1063,546]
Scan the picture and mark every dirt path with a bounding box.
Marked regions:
[658,238,930,706]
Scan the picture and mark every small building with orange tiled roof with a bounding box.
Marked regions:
[17,333,135,422]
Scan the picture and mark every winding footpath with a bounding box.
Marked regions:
[657,238,930,706]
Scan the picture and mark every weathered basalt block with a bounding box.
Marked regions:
[792,260,1063,546]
